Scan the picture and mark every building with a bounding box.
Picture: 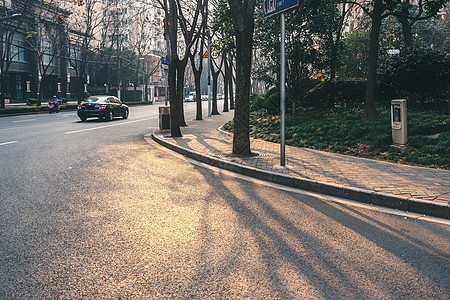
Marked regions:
[1,0,166,103]
[0,0,74,103]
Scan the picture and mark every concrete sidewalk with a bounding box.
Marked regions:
[150,110,450,220]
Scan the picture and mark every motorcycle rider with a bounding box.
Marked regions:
[48,95,59,113]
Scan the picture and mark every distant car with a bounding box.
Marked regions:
[201,94,208,101]
[185,92,196,102]
[77,95,129,122]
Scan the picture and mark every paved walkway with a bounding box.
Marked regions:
[154,110,449,219]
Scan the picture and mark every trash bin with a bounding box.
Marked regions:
[159,106,170,130]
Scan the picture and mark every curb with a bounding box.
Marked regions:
[152,132,450,220]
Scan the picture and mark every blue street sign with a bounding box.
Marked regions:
[161,57,169,69]
[264,0,299,18]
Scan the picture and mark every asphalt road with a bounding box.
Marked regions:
[0,102,449,299]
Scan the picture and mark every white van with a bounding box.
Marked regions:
[185,92,196,102]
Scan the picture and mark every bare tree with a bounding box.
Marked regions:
[157,0,206,136]
[188,26,206,120]
[57,0,107,102]
[210,50,223,115]
[129,5,151,101]
[347,0,447,118]
[25,0,68,105]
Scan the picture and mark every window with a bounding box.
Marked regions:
[11,33,26,62]
[2,32,27,62]
[42,35,55,66]
[69,48,82,69]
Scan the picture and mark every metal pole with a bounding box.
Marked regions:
[280,13,286,166]
[207,30,212,117]
[165,72,168,106]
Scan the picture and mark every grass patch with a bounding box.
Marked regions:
[223,104,450,169]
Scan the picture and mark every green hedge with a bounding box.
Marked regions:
[303,80,367,108]
[223,104,450,169]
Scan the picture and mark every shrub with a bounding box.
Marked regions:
[408,136,438,148]
[264,87,282,115]
[223,101,449,168]
[378,48,450,102]
[303,80,366,108]
[249,94,266,112]
[26,98,39,105]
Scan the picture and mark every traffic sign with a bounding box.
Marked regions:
[211,50,219,59]
[161,56,169,69]
[388,49,400,55]
[203,51,208,58]
[264,0,299,18]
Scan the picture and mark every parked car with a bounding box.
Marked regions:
[77,95,129,122]
[185,92,196,102]
[201,94,208,101]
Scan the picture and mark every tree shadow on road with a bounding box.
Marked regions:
[186,162,450,298]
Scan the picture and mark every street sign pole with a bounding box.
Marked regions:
[280,13,286,166]
[207,31,212,117]
[264,0,299,166]
[161,57,169,106]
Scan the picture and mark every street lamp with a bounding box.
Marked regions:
[139,57,145,101]
[0,13,21,23]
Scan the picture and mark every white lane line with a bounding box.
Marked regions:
[0,120,69,131]
[0,141,18,146]
[64,117,157,135]
[13,118,37,123]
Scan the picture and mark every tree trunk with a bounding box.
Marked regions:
[176,60,188,126]
[232,23,254,156]
[169,57,181,137]
[397,2,414,48]
[38,77,44,106]
[398,14,415,103]
[329,39,338,108]
[399,17,413,48]
[223,56,229,112]
[229,54,235,110]
[212,74,219,115]
[195,75,202,120]
[210,55,223,115]
[190,56,203,120]
[133,63,139,102]
[168,0,182,137]
[77,78,84,103]
[363,0,383,119]
[0,74,6,109]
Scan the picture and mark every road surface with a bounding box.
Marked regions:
[0,102,449,299]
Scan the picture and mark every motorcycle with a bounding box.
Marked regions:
[48,99,59,113]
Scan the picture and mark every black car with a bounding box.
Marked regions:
[77,95,129,122]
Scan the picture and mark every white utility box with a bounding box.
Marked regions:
[391,99,407,146]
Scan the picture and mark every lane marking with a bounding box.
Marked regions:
[0,120,70,131]
[64,117,158,135]
[13,118,37,123]
[0,141,18,146]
